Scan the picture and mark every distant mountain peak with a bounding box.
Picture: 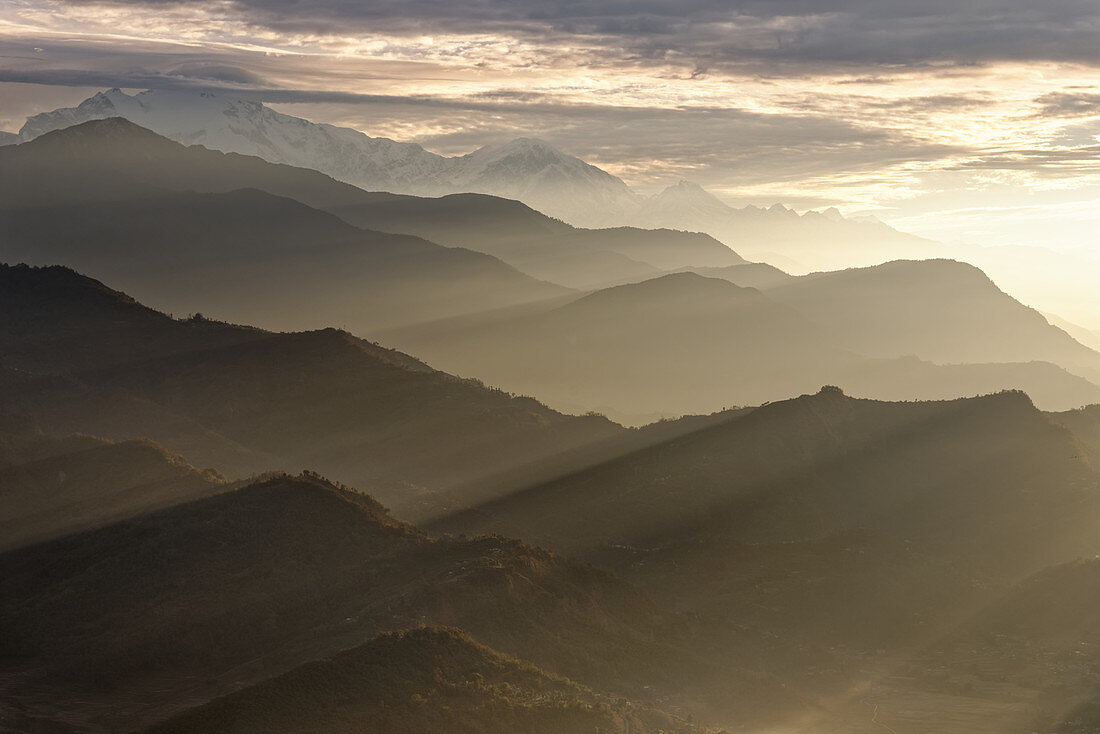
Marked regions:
[646,180,733,220]
[17,89,642,226]
[459,136,591,171]
[564,271,757,314]
[490,136,558,151]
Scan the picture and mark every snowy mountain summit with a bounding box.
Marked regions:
[17,88,638,225]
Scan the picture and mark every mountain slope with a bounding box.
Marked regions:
[328,193,744,289]
[396,272,851,420]
[396,272,1100,420]
[2,117,743,294]
[0,429,224,551]
[768,259,1100,384]
[0,474,805,732]
[0,262,266,373]
[1,187,569,333]
[428,387,1100,732]
[685,261,796,289]
[435,388,1100,649]
[18,89,641,225]
[0,264,622,515]
[147,627,701,734]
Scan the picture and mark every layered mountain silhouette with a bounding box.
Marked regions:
[627,181,949,272]
[14,90,942,266]
[0,264,624,516]
[1,117,747,299]
[0,473,809,732]
[393,271,1100,421]
[0,121,578,333]
[19,89,1100,332]
[329,193,744,289]
[435,387,1100,654]
[147,627,703,734]
[765,259,1100,385]
[9,92,1100,734]
[16,89,640,226]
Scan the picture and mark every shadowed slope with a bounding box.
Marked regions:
[0,263,264,373]
[147,627,702,734]
[0,474,806,732]
[0,264,623,515]
[0,428,224,551]
[1,186,569,334]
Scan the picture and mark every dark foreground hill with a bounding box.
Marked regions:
[0,264,624,516]
[0,474,809,733]
[0,262,267,373]
[146,627,703,734]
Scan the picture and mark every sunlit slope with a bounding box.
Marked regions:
[435,388,1100,647]
[767,259,1100,384]
[396,272,1100,419]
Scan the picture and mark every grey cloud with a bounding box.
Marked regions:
[51,0,1100,69]
[166,63,266,85]
[950,145,1100,177]
[1035,91,1100,118]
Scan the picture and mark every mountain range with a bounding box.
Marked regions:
[16,87,1100,331]
[6,119,1100,424]
[12,88,639,227]
[391,267,1100,421]
[433,386,1100,730]
[6,88,930,256]
[7,259,1100,732]
[0,263,628,517]
[0,472,813,732]
[0,117,746,318]
[8,98,1100,734]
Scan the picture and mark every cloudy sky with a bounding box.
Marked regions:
[1,0,1099,252]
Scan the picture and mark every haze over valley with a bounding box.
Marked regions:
[4,4,1100,732]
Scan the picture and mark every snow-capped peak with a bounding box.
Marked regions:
[648,180,733,217]
[16,88,642,225]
